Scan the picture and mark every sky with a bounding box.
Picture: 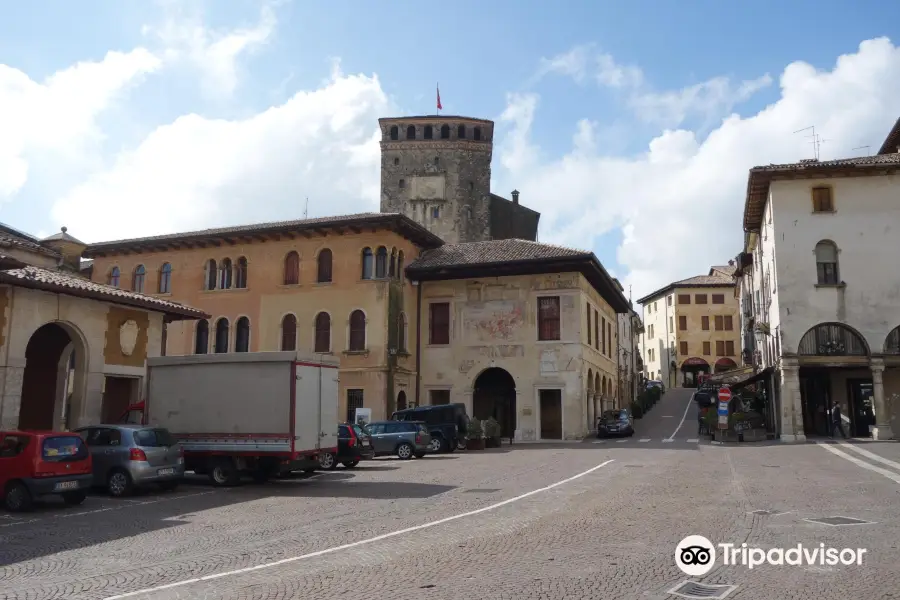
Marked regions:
[1,0,899,300]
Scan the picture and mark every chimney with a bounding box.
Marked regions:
[511,189,520,204]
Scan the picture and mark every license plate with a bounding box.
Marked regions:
[362,439,370,446]
[157,468,175,476]
[608,426,618,431]
[54,481,79,491]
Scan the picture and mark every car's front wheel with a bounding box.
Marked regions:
[107,469,133,497]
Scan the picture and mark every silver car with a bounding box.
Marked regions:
[75,425,185,497]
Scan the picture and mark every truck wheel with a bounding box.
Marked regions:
[427,437,443,454]
[4,481,33,512]
[396,443,413,460]
[209,460,240,486]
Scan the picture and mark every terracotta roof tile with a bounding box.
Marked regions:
[0,266,207,320]
[709,265,736,278]
[0,232,60,258]
[408,239,590,269]
[84,212,444,254]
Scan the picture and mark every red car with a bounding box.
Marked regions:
[0,430,94,512]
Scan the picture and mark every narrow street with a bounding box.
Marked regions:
[2,389,898,600]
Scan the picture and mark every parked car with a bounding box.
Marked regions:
[318,423,375,469]
[391,403,468,453]
[74,425,184,497]
[646,380,665,393]
[1,430,93,512]
[596,409,635,438]
[364,420,431,459]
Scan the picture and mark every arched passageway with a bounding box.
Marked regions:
[473,367,516,438]
[19,323,84,430]
[680,357,710,388]
[397,390,407,411]
[714,358,738,373]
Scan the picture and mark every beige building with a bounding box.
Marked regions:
[638,264,740,388]
[407,239,630,441]
[84,213,444,424]
[0,224,206,431]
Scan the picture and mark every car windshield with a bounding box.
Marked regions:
[133,428,175,447]
[601,411,620,420]
[41,435,88,461]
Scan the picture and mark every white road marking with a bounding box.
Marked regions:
[103,459,616,600]
[616,439,629,443]
[639,438,651,443]
[661,415,674,418]
[662,439,674,443]
[0,490,218,528]
[665,393,694,441]
[839,442,900,471]
[687,439,699,443]
[816,442,900,485]
[592,440,605,444]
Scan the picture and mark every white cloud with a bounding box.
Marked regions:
[496,37,900,299]
[537,43,773,128]
[0,49,161,200]
[142,1,276,97]
[51,65,391,242]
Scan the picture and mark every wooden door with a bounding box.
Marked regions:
[539,390,563,440]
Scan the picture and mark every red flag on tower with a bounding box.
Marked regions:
[437,84,442,112]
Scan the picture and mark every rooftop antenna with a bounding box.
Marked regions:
[793,125,827,160]
[304,197,309,219]
[852,145,871,156]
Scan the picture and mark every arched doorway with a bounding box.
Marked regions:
[20,322,86,430]
[397,390,407,411]
[714,358,738,373]
[680,357,710,388]
[473,367,516,438]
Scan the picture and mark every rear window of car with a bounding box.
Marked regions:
[0,435,30,458]
[417,424,429,434]
[133,428,175,447]
[41,436,88,461]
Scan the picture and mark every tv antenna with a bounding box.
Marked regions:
[793,125,828,160]
[852,145,871,156]
[304,197,309,219]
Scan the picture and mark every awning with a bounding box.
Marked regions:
[707,366,774,389]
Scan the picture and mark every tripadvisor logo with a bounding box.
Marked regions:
[675,535,867,575]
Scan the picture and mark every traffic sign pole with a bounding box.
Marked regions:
[717,386,731,430]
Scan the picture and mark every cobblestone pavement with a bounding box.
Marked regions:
[2,390,898,600]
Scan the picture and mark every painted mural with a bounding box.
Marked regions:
[463,300,525,342]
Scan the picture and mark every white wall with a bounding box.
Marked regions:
[768,175,900,353]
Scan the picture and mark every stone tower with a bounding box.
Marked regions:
[379,116,494,244]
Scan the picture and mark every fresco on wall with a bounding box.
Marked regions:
[464,301,525,341]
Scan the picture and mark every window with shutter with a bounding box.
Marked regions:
[538,297,561,341]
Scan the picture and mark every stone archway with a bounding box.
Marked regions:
[397,390,407,411]
[19,322,88,430]
[473,367,516,438]
[714,358,738,373]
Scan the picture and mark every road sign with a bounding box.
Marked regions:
[717,402,729,416]
[718,415,728,429]
[718,387,732,403]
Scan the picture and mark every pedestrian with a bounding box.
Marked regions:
[830,401,848,439]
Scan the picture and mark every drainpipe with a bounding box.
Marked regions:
[414,279,423,408]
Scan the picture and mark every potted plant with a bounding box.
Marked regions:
[483,418,501,448]
[466,418,485,450]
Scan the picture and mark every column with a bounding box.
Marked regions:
[869,360,893,441]
[779,359,806,442]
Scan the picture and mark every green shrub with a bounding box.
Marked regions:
[631,401,644,419]
[467,418,484,439]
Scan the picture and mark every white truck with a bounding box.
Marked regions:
[143,351,339,486]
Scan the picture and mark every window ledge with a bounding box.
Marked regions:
[343,349,370,356]
[202,287,250,294]
[426,343,451,348]
[815,282,846,289]
[811,209,837,215]
[153,292,173,297]
[279,284,302,289]
[314,281,333,286]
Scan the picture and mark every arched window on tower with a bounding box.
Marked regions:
[424,125,433,139]
[194,319,209,354]
[132,265,145,293]
[108,266,120,287]
[219,258,232,289]
[457,124,466,139]
[389,248,397,278]
[315,312,331,353]
[348,310,366,351]
[389,125,399,140]
[375,247,388,278]
[474,126,482,141]
[815,240,839,285]
[406,125,415,140]
[159,263,172,293]
[397,251,404,282]
[440,124,450,139]
[317,248,333,283]
[281,314,297,351]
[205,259,217,290]
[214,318,230,353]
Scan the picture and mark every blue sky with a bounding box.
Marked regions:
[1,0,899,297]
